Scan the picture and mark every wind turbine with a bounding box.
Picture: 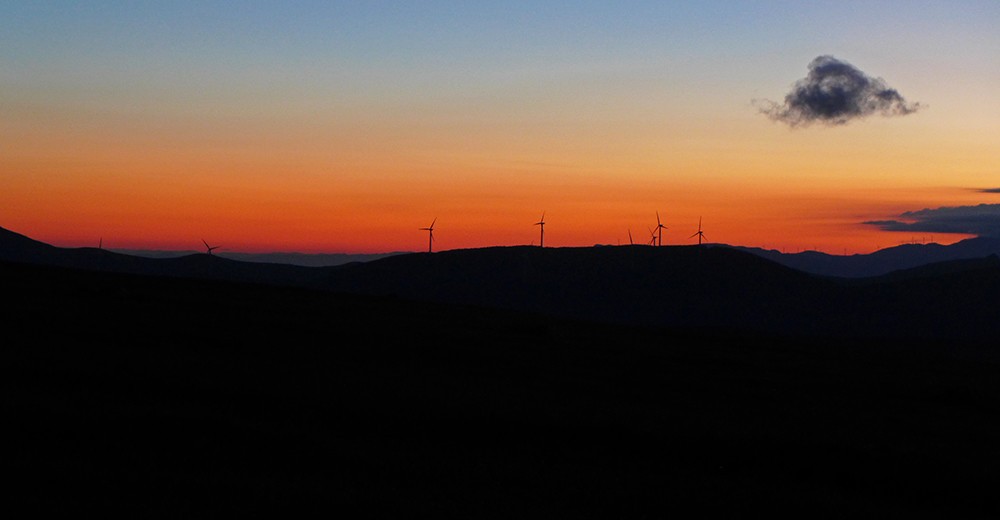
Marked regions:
[648,227,657,246]
[419,218,436,253]
[202,239,220,255]
[627,229,634,246]
[534,212,545,248]
[655,212,667,246]
[689,217,706,245]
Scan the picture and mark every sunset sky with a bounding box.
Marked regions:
[3,1,999,254]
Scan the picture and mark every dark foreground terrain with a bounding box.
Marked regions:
[4,259,1000,517]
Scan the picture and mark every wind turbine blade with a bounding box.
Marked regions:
[202,239,210,248]
[656,211,661,226]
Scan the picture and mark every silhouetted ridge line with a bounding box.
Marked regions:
[6,225,1000,341]
[0,225,325,288]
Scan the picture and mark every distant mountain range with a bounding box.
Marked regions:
[4,225,1000,342]
[731,237,1000,277]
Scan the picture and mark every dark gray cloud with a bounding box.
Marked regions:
[978,188,1000,193]
[756,55,921,127]
[864,204,1000,237]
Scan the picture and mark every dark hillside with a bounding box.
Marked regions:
[324,245,1000,342]
[0,226,324,287]
[323,245,834,334]
[863,254,1000,284]
[842,256,1000,343]
[4,260,1000,517]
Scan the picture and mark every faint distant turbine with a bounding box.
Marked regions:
[655,212,668,247]
[689,217,706,245]
[534,212,545,248]
[202,239,220,255]
[419,218,436,253]
[627,229,634,246]
[98,237,102,250]
[648,227,657,246]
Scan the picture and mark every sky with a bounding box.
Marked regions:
[2,1,999,254]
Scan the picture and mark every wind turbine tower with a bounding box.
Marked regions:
[420,218,436,253]
[689,218,706,246]
[655,212,667,246]
[534,212,546,248]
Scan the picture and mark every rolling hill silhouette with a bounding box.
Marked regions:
[6,224,1000,516]
[321,245,831,333]
[5,225,1000,341]
[319,245,1000,342]
[0,226,324,287]
[111,247,404,267]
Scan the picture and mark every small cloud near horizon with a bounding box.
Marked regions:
[863,204,1000,237]
[977,188,1000,193]
[755,55,921,127]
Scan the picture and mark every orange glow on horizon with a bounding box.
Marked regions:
[3,79,995,255]
[4,174,985,255]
